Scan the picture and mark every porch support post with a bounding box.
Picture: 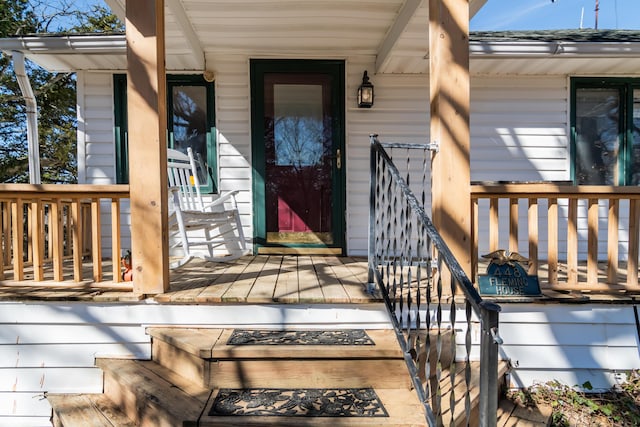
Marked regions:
[428,0,471,277]
[126,0,169,294]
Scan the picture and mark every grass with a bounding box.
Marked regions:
[507,371,640,426]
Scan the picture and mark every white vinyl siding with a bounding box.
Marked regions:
[499,304,640,390]
[77,72,118,185]
[207,55,253,239]
[471,76,570,183]
[346,57,431,256]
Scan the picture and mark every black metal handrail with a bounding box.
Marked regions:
[368,134,502,426]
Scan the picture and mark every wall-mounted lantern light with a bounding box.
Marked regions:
[357,70,374,108]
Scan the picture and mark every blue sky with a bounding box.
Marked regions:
[471,0,640,31]
[44,1,640,33]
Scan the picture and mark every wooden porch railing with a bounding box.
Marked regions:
[471,183,640,291]
[0,184,130,286]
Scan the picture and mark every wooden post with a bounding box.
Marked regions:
[547,198,558,285]
[528,198,538,276]
[606,199,619,284]
[628,199,639,287]
[429,0,471,277]
[51,200,64,282]
[111,198,122,282]
[126,0,169,294]
[91,198,102,282]
[12,199,24,281]
[31,201,44,281]
[71,198,82,282]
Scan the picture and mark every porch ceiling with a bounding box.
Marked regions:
[1,0,468,74]
[5,1,640,76]
[102,0,487,74]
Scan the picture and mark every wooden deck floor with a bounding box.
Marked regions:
[1,255,638,304]
[0,255,379,304]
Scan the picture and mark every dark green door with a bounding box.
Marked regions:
[251,60,345,254]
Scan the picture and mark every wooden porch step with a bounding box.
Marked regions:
[147,327,404,359]
[497,398,552,426]
[47,327,533,427]
[96,358,211,426]
[45,325,548,427]
[98,353,427,426]
[148,327,412,389]
[198,386,427,426]
[47,393,136,427]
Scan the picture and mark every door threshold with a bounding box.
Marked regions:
[257,247,343,255]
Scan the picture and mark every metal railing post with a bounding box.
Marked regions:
[479,301,502,427]
[367,134,378,293]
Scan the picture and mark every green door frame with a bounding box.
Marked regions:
[250,59,346,254]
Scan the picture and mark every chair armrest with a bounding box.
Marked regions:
[201,190,240,211]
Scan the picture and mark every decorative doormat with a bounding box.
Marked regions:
[208,388,389,417]
[227,329,375,346]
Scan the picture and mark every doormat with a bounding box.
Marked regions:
[227,329,375,345]
[208,388,389,417]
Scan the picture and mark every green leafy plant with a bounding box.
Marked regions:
[507,371,640,426]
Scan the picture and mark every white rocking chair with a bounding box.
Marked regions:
[167,147,247,268]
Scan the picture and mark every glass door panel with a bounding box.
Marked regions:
[264,75,333,245]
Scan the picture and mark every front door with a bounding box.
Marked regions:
[251,60,345,254]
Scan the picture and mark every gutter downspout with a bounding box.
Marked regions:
[12,51,41,184]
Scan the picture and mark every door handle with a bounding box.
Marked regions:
[325,148,342,169]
